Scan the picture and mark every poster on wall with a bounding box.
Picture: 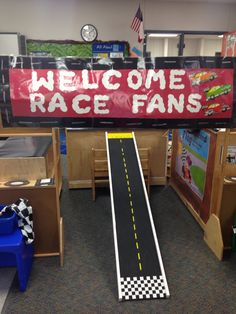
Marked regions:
[175,129,210,200]
[92,42,125,58]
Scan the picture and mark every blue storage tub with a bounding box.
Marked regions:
[0,205,18,235]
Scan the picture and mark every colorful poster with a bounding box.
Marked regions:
[175,129,210,200]
[9,68,233,118]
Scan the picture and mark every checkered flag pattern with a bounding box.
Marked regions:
[120,275,167,301]
[0,198,34,244]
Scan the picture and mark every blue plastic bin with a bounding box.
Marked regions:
[0,205,18,235]
[0,228,34,291]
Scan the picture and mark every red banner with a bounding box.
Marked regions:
[10,68,234,119]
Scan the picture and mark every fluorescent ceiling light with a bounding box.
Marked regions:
[148,33,179,38]
[218,34,223,38]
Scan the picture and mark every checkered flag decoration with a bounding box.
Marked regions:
[120,275,167,301]
[0,198,34,244]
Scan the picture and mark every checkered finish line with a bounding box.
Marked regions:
[120,275,167,301]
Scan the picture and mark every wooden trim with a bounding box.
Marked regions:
[150,177,167,185]
[68,180,92,189]
[170,180,206,230]
[204,214,224,260]
[211,130,230,217]
[34,253,60,257]
[52,128,62,194]
[210,131,225,216]
[59,217,64,267]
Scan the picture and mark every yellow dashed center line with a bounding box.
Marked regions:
[120,144,143,272]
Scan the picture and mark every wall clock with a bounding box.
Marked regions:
[81,24,98,42]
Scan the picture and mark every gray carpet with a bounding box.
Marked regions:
[0,269,15,313]
[2,156,236,313]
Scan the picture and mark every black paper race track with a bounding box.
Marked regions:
[106,132,170,301]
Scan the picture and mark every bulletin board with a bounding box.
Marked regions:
[27,39,129,58]
[170,129,217,224]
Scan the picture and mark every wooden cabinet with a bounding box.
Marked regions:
[0,128,63,265]
[66,128,168,189]
[204,129,236,259]
[219,180,236,248]
[170,128,236,260]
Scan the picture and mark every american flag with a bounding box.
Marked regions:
[131,5,144,43]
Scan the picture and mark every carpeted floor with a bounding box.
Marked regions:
[2,156,236,313]
[0,269,15,313]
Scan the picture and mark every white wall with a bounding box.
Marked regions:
[183,39,199,56]
[167,38,179,56]
[0,0,236,49]
[144,1,236,32]
[203,38,222,55]
[147,38,165,56]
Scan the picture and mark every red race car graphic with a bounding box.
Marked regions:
[201,103,231,116]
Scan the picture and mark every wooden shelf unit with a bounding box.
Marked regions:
[0,127,63,265]
[66,128,168,189]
